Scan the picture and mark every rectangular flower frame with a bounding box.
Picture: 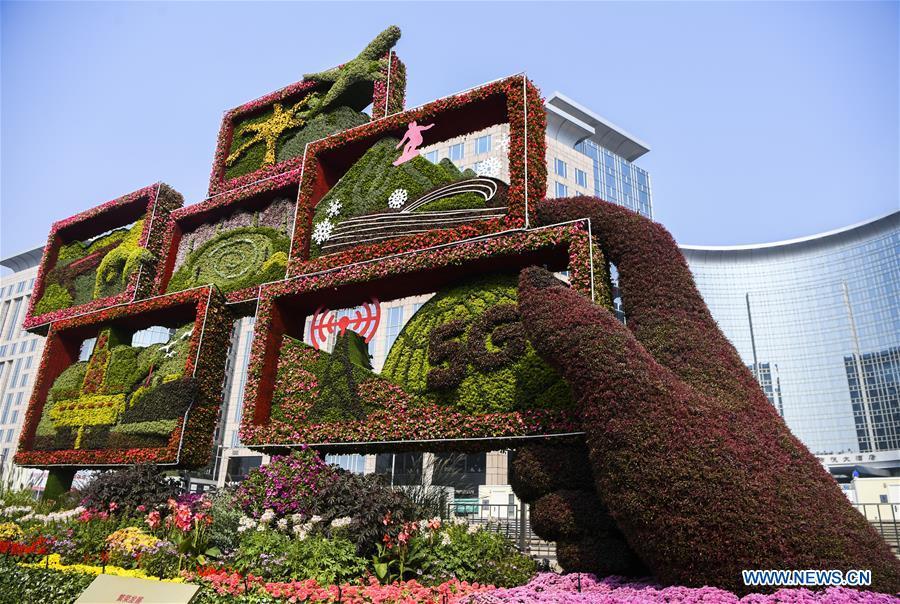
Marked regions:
[240,222,605,453]
[207,52,407,197]
[287,74,547,277]
[23,183,184,334]
[15,286,232,468]
[154,171,302,308]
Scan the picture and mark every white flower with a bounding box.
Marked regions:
[292,524,308,540]
[467,524,478,534]
[277,518,288,531]
[310,515,323,524]
[441,532,452,546]
[237,516,258,533]
[475,157,501,178]
[312,220,334,244]
[387,188,408,209]
[259,509,276,524]
[326,199,342,218]
[330,516,352,529]
[290,513,305,526]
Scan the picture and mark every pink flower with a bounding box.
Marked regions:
[136,505,146,512]
[108,502,118,512]
[174,505,193,532]
[146,510,161,529]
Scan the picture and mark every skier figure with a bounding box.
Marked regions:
[394,120,434,165]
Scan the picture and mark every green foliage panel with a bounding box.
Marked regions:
[381,274,573,414]
[35,220,149,315]
[167,226,289,294]
[309,137,484,257]
[33,323,195,452]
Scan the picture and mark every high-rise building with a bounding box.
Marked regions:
[681,211,900,476]
[0,248,47,489]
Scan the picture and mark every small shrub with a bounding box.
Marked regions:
[236,448,334,520]
[79,464,180,514]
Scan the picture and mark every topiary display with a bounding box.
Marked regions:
[513,195,900,594]
[33,222,142,314]
[276,106,370,164]
[167,226,289,294]
[308,137,500,258]
[31,323,194,452]
[382,274,572,414]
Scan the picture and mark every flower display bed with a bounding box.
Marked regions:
[288,74,546,275]
[239,223,606,451]
[468,573,899,603]
[15,286,231,468]
[207,28,406,196]
[24,183,184,333]
[154,170,302,306]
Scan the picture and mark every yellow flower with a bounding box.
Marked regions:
[0,522,23,541]
[106,526,160,554]
[21,554,184,583]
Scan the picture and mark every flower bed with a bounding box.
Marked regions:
[467,573,899,603]
[207,28,406,196]
[154,170,302,305]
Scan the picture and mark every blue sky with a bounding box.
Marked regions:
[1,1,897,260]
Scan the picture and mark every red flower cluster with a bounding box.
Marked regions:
[15,286,231,469]
[24,183,183,332]
[371,51,406,120]
[0,536,49,558]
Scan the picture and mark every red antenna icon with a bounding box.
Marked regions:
[309,299,381,350]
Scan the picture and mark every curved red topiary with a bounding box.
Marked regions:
[518,196,900,594]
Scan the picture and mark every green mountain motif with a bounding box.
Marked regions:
[309,137,483,257]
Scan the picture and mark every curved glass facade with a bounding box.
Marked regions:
[681,212,899,459]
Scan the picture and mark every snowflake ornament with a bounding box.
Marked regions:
[312,219,334,245]
[475,157,502,178]
[326,199,342,218]
[496,135,510,153]
[388,188,408,209]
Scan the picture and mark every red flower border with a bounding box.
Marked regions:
[153,170,303,305]
[207,52,407,197]
[15,286,231,468]
[23,183,184,334]
[239,223,605,450]
[287,74,546,277]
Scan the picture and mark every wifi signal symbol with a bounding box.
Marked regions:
[309,299,381,350]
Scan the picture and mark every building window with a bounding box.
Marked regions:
[475,135,491,155]
[79,338,96,361]
[555,182,568,198]
[423,150,438,163]
[385,306,404,352]
[448,143,464,161]
[575,168,588,188]
[555,158,567,178]
[131,326,175,348]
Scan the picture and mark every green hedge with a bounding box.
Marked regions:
[167,226,289,294]
[277,106,369,163]
[381,274,572,414]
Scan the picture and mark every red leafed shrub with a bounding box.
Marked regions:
[517,196,900,594]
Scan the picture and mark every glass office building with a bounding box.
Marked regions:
[0,247,47,489]
[681,212,900,473]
